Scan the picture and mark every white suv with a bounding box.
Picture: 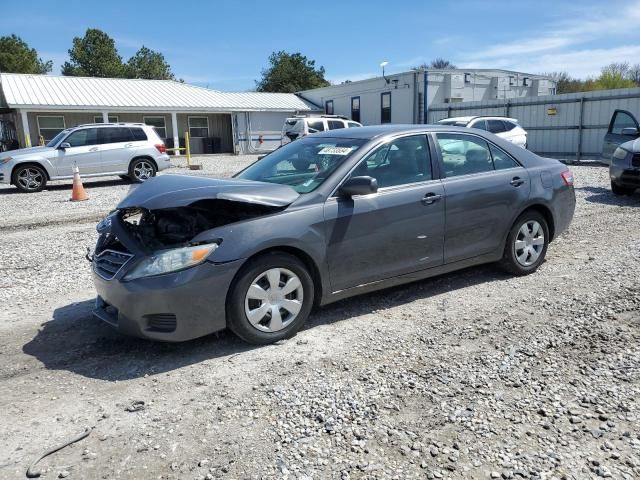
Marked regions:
[0,123,171,193]
[437,116,528,148]
[282,115,362,145]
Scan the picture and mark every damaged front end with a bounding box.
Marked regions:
[92,175,299,280]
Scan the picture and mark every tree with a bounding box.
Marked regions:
[125,46,175,80]
[413,58,457,70]
[256,51,330,93]
[0,34,52,74]
[627,64,640,86]
[594,70,636,90]
[61,28,124,77]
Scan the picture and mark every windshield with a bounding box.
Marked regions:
[46,129,70,147]
[236,137,366,193]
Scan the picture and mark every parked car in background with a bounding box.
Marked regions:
[437,116,528,148]
[0,123,171,193]
[282,115,362,145]
[92,125,575,345]
[603,109,640,166]
[610,136,640,195]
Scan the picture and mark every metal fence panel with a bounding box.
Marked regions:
[428,87,640,159]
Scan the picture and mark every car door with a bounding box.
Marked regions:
[54,128,102,176]
[603,110,640,162]
[99,127,136,173]
[433,132,530,264]
[324,134,445,292]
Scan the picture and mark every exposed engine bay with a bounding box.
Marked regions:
[119,199,284,250]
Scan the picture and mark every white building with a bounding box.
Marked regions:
[297,69,556,125]
[0,73,319,154]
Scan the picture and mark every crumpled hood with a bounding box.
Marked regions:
[0,145,53,159]
[117,174,300,210]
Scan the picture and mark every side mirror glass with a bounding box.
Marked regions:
[58,142,71,150]
[621,127,639,137]
[339,176,378,197]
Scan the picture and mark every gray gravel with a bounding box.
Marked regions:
[0,163,638,480]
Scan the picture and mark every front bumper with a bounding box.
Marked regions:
[92,259,241,342]
[610,166,640,187]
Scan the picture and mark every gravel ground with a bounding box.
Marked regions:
[0,163,638,480]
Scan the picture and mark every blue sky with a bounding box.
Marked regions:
[1,0,639,90]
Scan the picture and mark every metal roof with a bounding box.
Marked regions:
[0,73,318,112]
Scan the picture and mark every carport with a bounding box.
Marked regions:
[0,73,319,154]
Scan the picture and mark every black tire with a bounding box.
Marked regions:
[128,158,156,184]
[227,252,314,345]
[12,164,47,193]
[500,211,549,276]
[611,181,634,196]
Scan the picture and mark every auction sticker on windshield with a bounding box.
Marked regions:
[318,146,355,155]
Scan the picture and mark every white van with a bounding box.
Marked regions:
[282,115,362,145]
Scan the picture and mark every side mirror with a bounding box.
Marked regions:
[621,127,639,137]
[58,142,71,150]
[339,176,378,197]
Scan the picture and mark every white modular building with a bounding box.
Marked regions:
[297,69,556,126]
[0,73,320,154]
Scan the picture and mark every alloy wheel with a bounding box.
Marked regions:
[244,268,304,333]
[133,161,154,181]
[17,168,44,191]
[514,220,545,267]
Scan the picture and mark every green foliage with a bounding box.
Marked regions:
[256,51,330,93]
[544,65,639,94]
[125,46,175,80]
[0,34,52,74]
[61,29,125,77]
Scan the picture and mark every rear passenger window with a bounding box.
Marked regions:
[435,133,494,177]
[502,121,516,132]
[487,120,506,133]
[307,120,325,132]
[328,120,344,130]
[130,128,148,141]
[101,127,134,144]
[489,144,520,170]
[471,120,488,131]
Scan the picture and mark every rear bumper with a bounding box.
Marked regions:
[610,166,640,187]
[156,154,172,172]
[551,186,576,239]
[92,259,241,342]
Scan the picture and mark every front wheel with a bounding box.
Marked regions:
[611,181,634,196]
[129,158,156,183]
[227,252,314,345]
[500,211,549,276]
[13,164,47,193]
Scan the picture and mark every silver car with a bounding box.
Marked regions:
[0,123,171,193]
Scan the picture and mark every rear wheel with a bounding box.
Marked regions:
[227,252,314,345]
[129,158,156,183]
[611,181,634,196]
[13,164,47,193]
[500,211,549,275]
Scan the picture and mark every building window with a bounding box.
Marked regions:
[351,96,360,123]
[464,73,472,83]
[325,100,334,115]
[188,116,209,138]
[37,116,65,142]
[144,116,167,138]
[509,76,515,86]
[93,115,119,124]
[381,92,391,124]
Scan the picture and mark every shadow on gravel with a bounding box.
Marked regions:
[0,178,128,195]
[575,186,640,206]
[23,263,506,381]
[22,300,256,381]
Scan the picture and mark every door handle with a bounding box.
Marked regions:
[124,143,133,148]
[422,193,442,205]
[510,177,525,187]
[89,147,99,152]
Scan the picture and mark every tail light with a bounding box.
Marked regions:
[560,169,574,186]
[155,143,166,154]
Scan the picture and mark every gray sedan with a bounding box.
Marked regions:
[91,125,576,344]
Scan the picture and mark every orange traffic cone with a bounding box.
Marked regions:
[70,166,89,202]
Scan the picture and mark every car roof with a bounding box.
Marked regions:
[440,116,518,123]
[69,122,148,130]
[313,124,481,140]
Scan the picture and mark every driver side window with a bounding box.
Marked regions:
[350,135,432,188]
